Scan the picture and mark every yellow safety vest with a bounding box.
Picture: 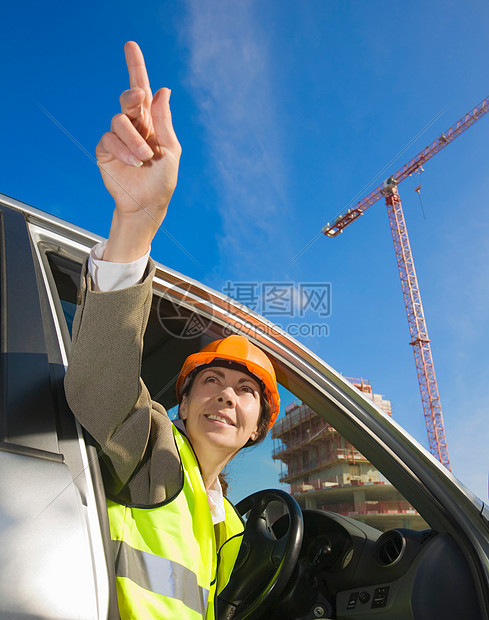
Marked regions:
[107,424,244,619]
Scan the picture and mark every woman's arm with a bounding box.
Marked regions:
[64,259,157,494]
[64,42,182,499]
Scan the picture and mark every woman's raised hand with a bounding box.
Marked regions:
[96,42,181,262]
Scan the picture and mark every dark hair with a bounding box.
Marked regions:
[243,395,271,448]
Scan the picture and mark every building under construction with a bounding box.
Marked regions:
[272,379,427,531]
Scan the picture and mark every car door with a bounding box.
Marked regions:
[0,196,116,619]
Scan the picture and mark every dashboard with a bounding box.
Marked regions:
[269,509,482,620]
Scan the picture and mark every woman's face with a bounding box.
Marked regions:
[179,365,262,458]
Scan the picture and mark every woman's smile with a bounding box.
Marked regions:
[204,413,235,426]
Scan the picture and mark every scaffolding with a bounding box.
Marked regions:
[273,380,426,530]
[273,378,389,484]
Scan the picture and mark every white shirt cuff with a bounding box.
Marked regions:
[88,241,151,292]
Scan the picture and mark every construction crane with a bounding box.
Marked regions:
[322,97,489,471]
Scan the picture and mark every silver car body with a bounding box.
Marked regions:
[1,192,488,619]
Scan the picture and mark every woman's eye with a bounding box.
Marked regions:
[204,375,218,383]
[241,385,255,394]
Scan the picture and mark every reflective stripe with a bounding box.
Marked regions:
[113,539,209,616]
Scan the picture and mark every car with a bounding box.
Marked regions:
[1,191,488,619]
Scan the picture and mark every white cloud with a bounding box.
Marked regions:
[181,0,290,278]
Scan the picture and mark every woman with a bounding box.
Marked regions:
[64,41,280,619]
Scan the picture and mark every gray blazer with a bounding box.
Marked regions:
[64,259,182,506]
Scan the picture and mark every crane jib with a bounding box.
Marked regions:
[323,97,489,236]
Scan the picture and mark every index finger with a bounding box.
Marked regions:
[124,41,151,92]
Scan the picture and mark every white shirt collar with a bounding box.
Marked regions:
[173,419,226,525]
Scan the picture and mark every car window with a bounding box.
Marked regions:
[47,255,428,533]
[46,252,82,338]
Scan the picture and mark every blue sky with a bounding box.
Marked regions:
[2,1,489,503]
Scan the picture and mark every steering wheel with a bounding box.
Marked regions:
[217,489,304,620]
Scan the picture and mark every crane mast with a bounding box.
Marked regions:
[384,184,450,468]
[323,97,489,470]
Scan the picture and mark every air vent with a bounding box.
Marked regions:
[376,530,406,566]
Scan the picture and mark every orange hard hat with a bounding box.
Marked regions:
[176,335,280,429]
